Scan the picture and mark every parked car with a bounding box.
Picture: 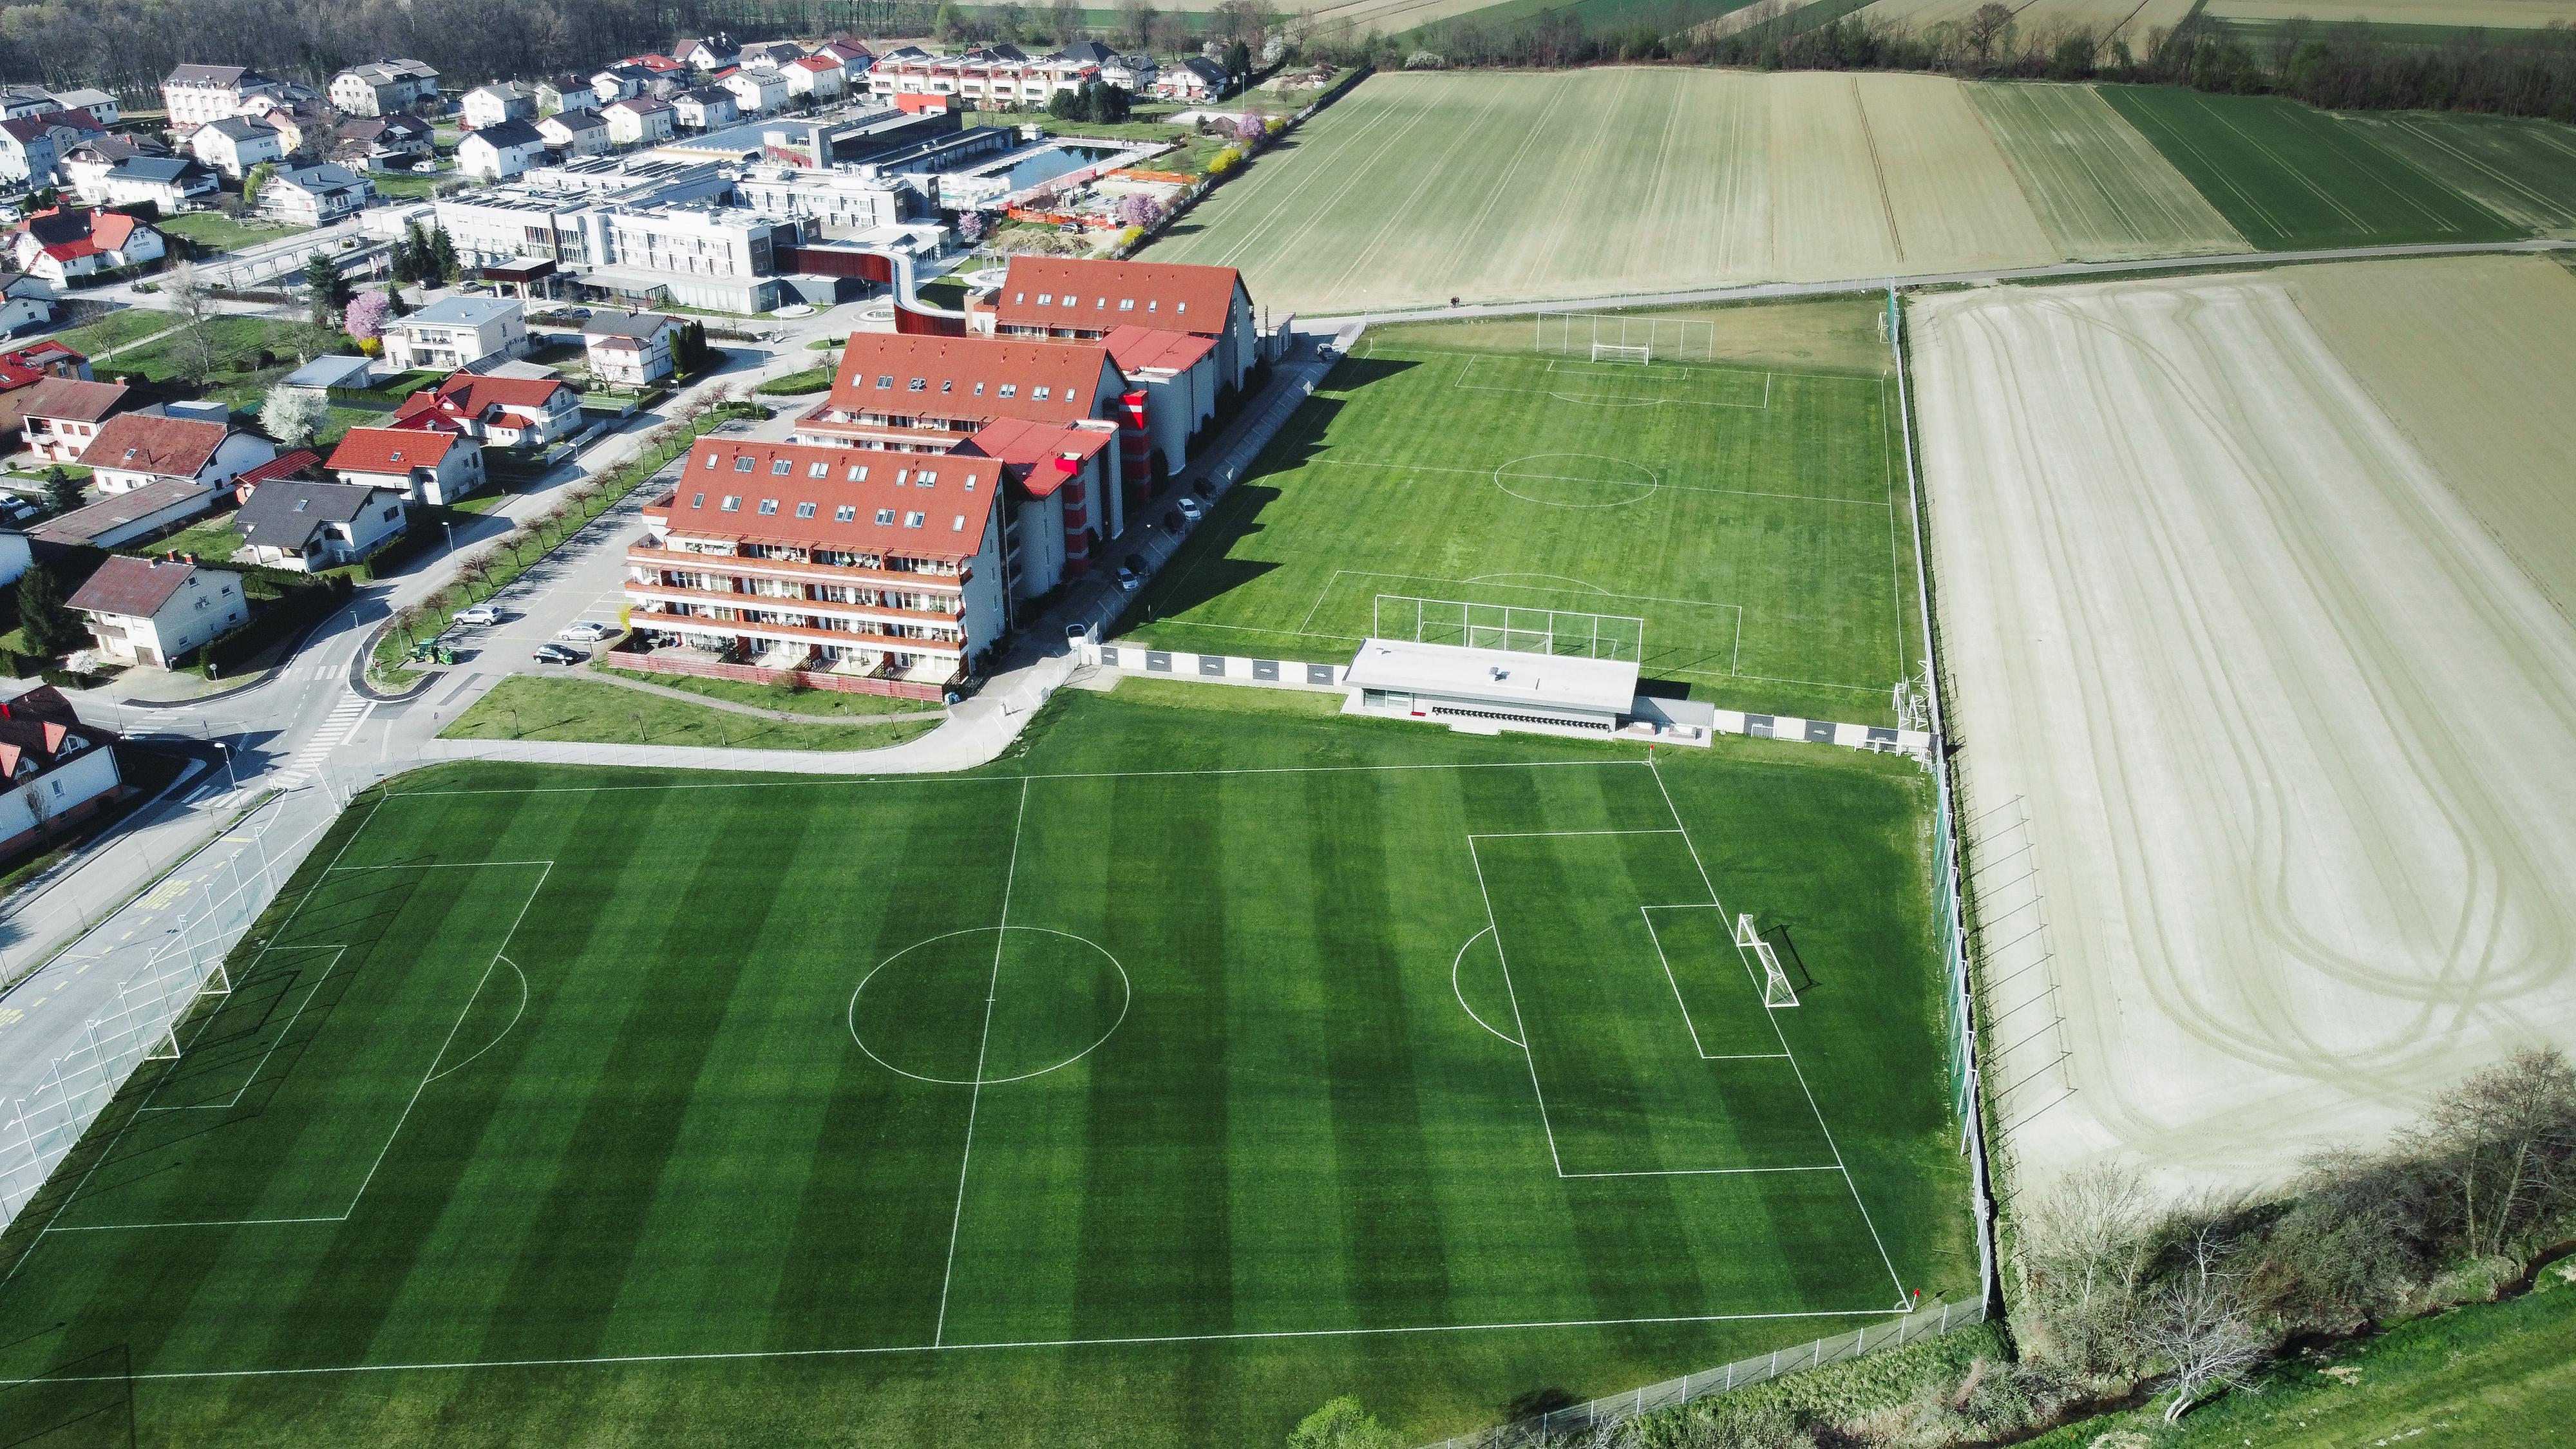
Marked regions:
[1065,623,1091,646]
[533,641,584,665]
[410,160,439,174]
[453,604,503,626]
[1113,564,1141,593]
[1122,553,1146,575]
[1162,508,1183,531]
[557,621,616,642]
[1176,496,1204,523]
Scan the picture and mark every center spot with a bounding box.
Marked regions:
[1493,453,1658,508]
[849,926,1130,1086]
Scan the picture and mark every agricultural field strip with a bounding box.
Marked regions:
[1182,84,1434,273]
[11,858,554,1243]
[1967,85,2249,258]
[0,755,1927,1388]
[1222,83,1496,287]
[2372,115,2576,223]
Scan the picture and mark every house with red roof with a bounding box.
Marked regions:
[66,555,247,668]
[0,685,124,855]
[327,424,483,505]
[85,412,274,495]
[782,53,848,102]
[985,255,1260,391]
[15,376,131,462]
[394,373,583,448]
[9,208,167,285]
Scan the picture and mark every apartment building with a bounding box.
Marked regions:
[160,64,286,128]
[730,162,907,232]
[330,59,439,117]
[865,45,1099,110]
[985,255,1262,390]
[381,296,528,372]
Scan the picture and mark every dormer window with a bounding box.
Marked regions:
[999,384,1016,397]
[835,505,856,522]
[772,459,792,475]
[875,508,895,524]
[758,498,779,515]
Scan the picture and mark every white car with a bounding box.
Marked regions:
[453,604,502,627]
[1176,496,1205,523]
[556,621,616,643]
[1113,565,1141,593]
[410,161,439,174]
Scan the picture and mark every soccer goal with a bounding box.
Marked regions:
[1591,342,1651,366]
[1375,594,1645,662]
[1738,913,1799,1009]
[1536,311,1716,363]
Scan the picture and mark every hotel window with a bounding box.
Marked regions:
[1146,299,1157,311]
[940,380,953,392]
[876,375,893,388]
[809,462,828,478]
[1033,386,1049,401]
[734,456,755,471]
[963,473,977,489]
[895,469,909,485]
[1094,297,1104,307]
[952,515,967,531]
[690,492,705,507]
[702,452,719,468]
[973,382,985,395]
[835,505,856,522]
[720,495,741,511]
[772,459,792,475]
[1065,388,1078,404]
[909,377,926,391]
[1119,298,1133,310]
[904,511,924,527]
[917,471,936,487]
[796,502,817,518]
[846,465,867,481]
[758,499,779,515]
[999,384,1016,397]
[1176,302,1186,314]
[1036,293,1050,304]
[875,508,895,524]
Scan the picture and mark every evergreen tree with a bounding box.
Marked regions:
[428,224,460,284]
[18,564,86,659]
[304,250,353,325]
[41,465,80,516]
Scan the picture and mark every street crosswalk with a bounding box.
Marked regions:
[272,692,374,791]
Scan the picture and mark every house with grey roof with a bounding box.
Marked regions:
[233,480,408,570]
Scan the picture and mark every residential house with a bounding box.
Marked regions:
[66,555,247,667]
[0,273,55,336]
[737,39,809,70]
[0,117,61,185]
[335,113,437,168]
[1153,57,1227,102]
[160,65,286,128]
[677,36,739,71]
[457,119,547,180]
[782,55,847,102]
[232,480,408,570]
[85,412,276,495]
[0,685,124,853]
[96,156,219,212]
[866,46,1097,110]
[537,109,613,158]
[381,295,529,372]
[46,89,120,124]
[0,88,52,122]
[818,39,874,68]
[536,77,600,115]
[17,376,130,461]
[394,372,582,446]
[278,355,374,397]
[28,476,219,548]
[671,88,738,132]
[989,255,1262,390]
[461,82,539,131]
[721,68,790,117]
[253,104,330,160]
[258,163,374,226]
[1101,55,1157,92]
[228,447,324,499]
[60,135,164,202]
[623,437,1007,686]
[10,209,166,285]
[327,424,483,504]
[591,64,658,103]
[582,310,685,384]
[601,97,677,147]
[330,59,440,117]
[1054,39,1117,66]
[189,116,285,180]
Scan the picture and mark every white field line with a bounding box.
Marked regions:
[1312,457,1888,509]
[1454,354,1771,411]
[933,775,1030,1348]
[384,758,1656,800]
[138,945,352,1113]
[1647,757,1908,1303]
[1465,835,1568,1178]
[1639,907,1790,1063]
[1450,926,1522,1048]
[0,1305,1916,1386]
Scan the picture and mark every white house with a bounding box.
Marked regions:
[721,68,791,116]
[47,88,120,124]
[93,156,220,211]
[782,55,848,102]
[582,310,685,385]
[737,40,808,70]
[591,66,652,103]
[67,556,248,667]
[189,116,284,180]
[537,110,613,158]
[10,209,166,285]
[381,295,529,372]
[0,117,60,184]
[536,77,600,115]
[457,119,548,180]
[334,114,436,168]
[1154,57,1227,102]
[327,425,484,504]
[329,59,439,117]
[85,412,276,495]
[394,372,582,446]
[258,163,375,226]
[0,684,125,854]
[677,37,738,71]
[17,376,129,461]
[461,82,539,131]
[232,480,409,570]
[671,88,737,131]
[601,97,677,147]
[0,273,55,336]
[1103,55,1159,92]
[160,64,286,128]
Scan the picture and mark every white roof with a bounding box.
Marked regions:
[1344,638,1638,715]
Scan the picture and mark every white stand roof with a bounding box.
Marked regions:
[1345,638,1638,715]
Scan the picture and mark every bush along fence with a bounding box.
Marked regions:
[369,399,767,682]
[1417,1298,1991,1448]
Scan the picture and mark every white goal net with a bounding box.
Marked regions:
[1537,311,1717,362]
[1375,594,1645,662]
[1739,913,1798,1009]
[1591,342,1651,365]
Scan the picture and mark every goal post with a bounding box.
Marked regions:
[1738,913,1798,1009]
[1373,594,1645,662]
[1535,311,1716,363]
[1591,343,1651,365]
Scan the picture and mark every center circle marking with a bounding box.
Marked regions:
[848,925,1131,1086]
[1492,453,1660,509]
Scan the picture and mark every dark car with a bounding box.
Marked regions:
[1122,553,1146,575]
[532,641,585,665]
[1162,509,1182,531]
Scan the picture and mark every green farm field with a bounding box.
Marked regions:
[0,687,1971,1446]
[2342,109,2576,232]
[2097,85,2521,250]
[1126,326,1919,726]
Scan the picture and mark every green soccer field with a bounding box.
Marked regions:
[0,687,1971,1446]
[1127,334,1919,727]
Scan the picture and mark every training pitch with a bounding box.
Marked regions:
[1128,322,1920,727]
[0,689,1968,1446]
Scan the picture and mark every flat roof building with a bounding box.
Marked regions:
[1344,638,1638,735]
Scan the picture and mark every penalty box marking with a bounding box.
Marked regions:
[41,860,556,1236]
[1454,354,1776,410]
[1462,829,1841,1182]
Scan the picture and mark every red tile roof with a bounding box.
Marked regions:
[15,375,127,424]
[0,339,85,390]
[88,412,230,478]
[822,333,1122,430]
[0,685,111,783]
[959,417,1116,499]
[329,426,460,473]
[659,439,998,563]
[995,257,1245,337]
[432,371,574,417]
[1101,325,1217,376]
[66,554,202,618]
[233,448,321,495]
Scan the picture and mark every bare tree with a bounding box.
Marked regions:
[2144,1227,2266,1423]
[160,260,223,386]
[2014,1162,2155,1373]
[1962,1,2016,67]
[1116,0,1157,50]
[2407,1045,2576,1262]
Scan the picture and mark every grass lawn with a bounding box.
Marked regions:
[95,316,298,391]
[1124,337,1918,725]
[596,663,945,718]
[54,307,180,356]
[440,674,942,751]
[753,364,834,395]
[368,172,446,198]
[0,683,1970,1447]
[2019,1274,2576,1448]
[132,515,242,563]
[158,211,310,256]
[2096,85,2522,250]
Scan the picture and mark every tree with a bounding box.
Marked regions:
[242,160,277,210]
[2408,1045,2576,1262]
[1115,193,1164,231]
[1048,86,1083,120]
[934,1,967,39]
[426,224,460,285]
[2145,1228,2268,1424]
[160,260,222,386]
[18,564,87,659]
[957,209,987,245]
[1962,1,2016,66]
[344,289,392,342]
[41,466,81,516]
[675,319,714,374]
[1222,37,1253,88]
[1117,0,1158,50]
[260,384,332,448]
[304,249,353,325]
[1051,0,1083,43]
[2014,1162,2154,1374]
[1287,1397,1399,1449]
